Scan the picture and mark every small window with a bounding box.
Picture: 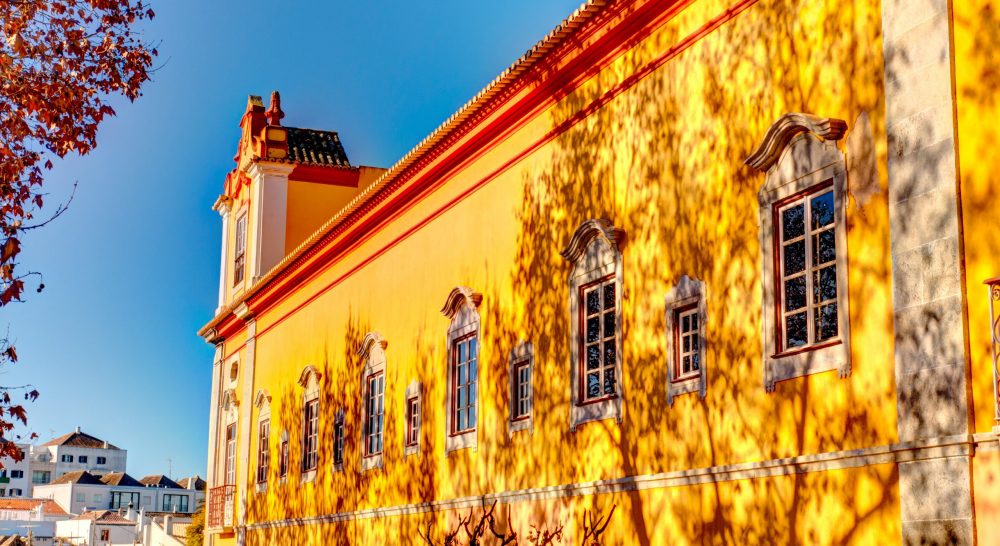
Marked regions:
[78,455,88,464]
[75,493,85,502]
[163,494,189,512]
[61,455,73,463]
[233,212,248,286]
[101,530,110,541]
[507,341,534,434]
[96,456,106,465]
[405,396,420,448]
[93,494,103,502]
[224,424,236,485]
[665,276,708,405]
[9,489,21,497]
[301,399,319,472]
[31,471,50,484]
[256,419,269,484]
[333,411,345,469]
[278,437,289,479]
[363,373,385,458]
[580,277,618,403]
[9,470,22,479]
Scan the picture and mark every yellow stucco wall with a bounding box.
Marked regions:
[284,179,363,253]
[955,0,1000,436]
[212,0,904,543]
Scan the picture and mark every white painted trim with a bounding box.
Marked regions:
[753,129,852,392]
[246,162,294,282]
[664,276,707,406]
[242,434,987,532]
[358,332,387,472]
[403,381,422,457]
[442,288,481,454]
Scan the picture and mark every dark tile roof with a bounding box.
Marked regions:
[177,476,206,491]
[0,498,68,516]
[73,510,134,524]
[50,471,104,486]
[99,472,143,487]
[286,127,351,167]
[42,430,118,449]
[139,475,182,489]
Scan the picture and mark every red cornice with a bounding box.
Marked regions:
[201,0,758,341]
[289,164,360,186]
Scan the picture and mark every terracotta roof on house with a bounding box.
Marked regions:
[0,498,68,516]
[177,476,206,491]
[42,430,118,449]
[139,475,182,489]
[100,472,143,487]
[73,510,134,524]
[50,470,105,486]
[286,127,350,167]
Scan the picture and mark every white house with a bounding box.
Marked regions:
[0,445,31,499]
[54,510,138,545]
[0,498,71,544]
[39,429,126,481]
[33,471,204,517]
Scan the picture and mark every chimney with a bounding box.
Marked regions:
[102,441,108,449]
[75,426,81,433]
[163,514,173,536]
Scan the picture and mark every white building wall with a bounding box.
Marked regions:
[0,443,32,497]
[48,445,127,478]
[55,519,137,546]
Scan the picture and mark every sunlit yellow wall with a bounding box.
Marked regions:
[284,180,362,253]
[954,0,1000,435]
[225,0,900,542]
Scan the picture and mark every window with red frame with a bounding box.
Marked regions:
[405,396,420,447]
[512,360,531,420]
[256,420,269,483]
[301,399,318,472]
[233,212,247,286]
[363,373,385,457]
[278,439,288,478]
[101,530,110,541]
[224,424,236,485]
[673,305,700,381]
[333,414,345,466]
[580,276,617,402]
[775,185,839,352]
[451,333,478,434]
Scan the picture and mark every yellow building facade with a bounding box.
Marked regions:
[198,0,1000,544]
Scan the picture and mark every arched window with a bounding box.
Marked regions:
[253,389,271,490]
[297,365,321,481]
[358,332,387,471]
[441,286,482,453]
[561,219,625,430]
[746,113,852,391]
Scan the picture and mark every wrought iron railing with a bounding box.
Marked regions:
[985,277,1000,431]
[207,484,235,530]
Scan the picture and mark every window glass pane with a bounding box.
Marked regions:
[784,277,807,311]
[814,229,836,265]
[782,204,804,240]
[814,266,838,302]
[691,312,698,330]
[603,368,615,395]
[811,192,835,229]
[603,283,615,310]
[683,335,690,352]
[586,346,600,369]
[469,337,476,356]
[603,313,615,338]
[784,240,806,275]
[815,303,839,341]
[586,317,600,342]
[468,403,476,425]
[682,355,690,373]
[603,341,615,366]
[587,373,600,398]
[692,352,700,371]
[586,289,600,314]
[681,314,689,332]
[458,341,466,363]
[691,333,699,351]
[786,312,808,348]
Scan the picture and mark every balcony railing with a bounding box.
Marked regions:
[985,277,1000,432]
[207,484,235,530]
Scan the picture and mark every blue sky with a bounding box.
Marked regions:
[5,0,582,480]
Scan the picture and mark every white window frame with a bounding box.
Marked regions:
[253,389,271,492]
[507,341,534,435]
[561,219,625,430]
[665,276,708,405]
[746,113,852,392]
[219,387,239,487]
[358,332,387,471]
[297,365,321,483]
[441,286,482,453]
[403,380,421,457]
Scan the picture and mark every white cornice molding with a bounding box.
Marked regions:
[440,287,483,320]
[212,194,233,215]
[560,219,626,264]
[246,161,294,180]
[234,303,254,322]
[745,113,847,172]
[253,389,271,409]
[297,365,321,388]
[356,332,388,359]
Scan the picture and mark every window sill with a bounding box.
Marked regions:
[299,470,316,484]
[404,444,420,457]
[255,482,267,494]
[570,396,621,431]
[445,430,477,454]
[667,374,704,406]
[765,340,850,392]
[508,416,533,436]
[360,454,382,472]
[331,462,344,473]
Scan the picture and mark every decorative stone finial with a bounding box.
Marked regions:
[266,91,285,126]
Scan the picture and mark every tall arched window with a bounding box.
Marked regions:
[441,286,482,453]
[746,113,852,391]
[297,365,321,481]
[253,389,271,491]
[358,332,387,471]
[561,219,625,430]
